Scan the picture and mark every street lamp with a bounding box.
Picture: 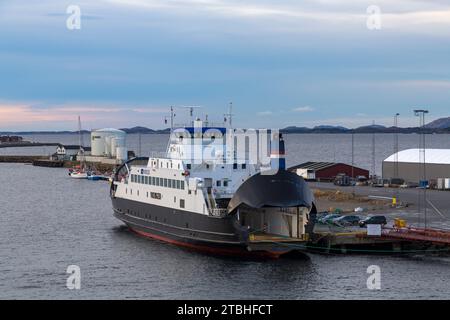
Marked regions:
[393,113,400,204]
[414,109,429,228]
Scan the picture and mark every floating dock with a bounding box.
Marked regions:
[32,159,64,167]
[0,155,47,163]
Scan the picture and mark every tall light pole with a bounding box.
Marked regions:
[351,130,355,197]
[394,113,400,204]
[414,109,429,229]
[371,120,376,182]
[394,113,400,179]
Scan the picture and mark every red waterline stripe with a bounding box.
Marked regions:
[130,227,282,259]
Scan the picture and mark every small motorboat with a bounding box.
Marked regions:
[87,174,102,181]
[70,171,88,179]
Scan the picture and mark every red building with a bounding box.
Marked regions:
[289,162,370,181]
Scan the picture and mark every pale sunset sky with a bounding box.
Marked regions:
[1,0,450,131]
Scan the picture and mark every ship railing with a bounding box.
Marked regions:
[214,190,234,198]
[209,208,228,218]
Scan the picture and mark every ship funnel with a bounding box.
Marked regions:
[270,132,286,171]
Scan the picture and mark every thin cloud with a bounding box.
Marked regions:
[292,106,314,112]
[257,111,273,116]
[104,0,450,35]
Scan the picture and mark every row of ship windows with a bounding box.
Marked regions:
[125,188,186,208]
[185,163,246,170]
[130,174,185,190]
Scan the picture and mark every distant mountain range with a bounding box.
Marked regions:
[2,118,450,135]
[280,124,450,134]
[424,117,450,129]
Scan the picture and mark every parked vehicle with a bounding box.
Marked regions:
[318,214,342,225]
[355,175,368,186]
[390,178,405,187]
[334,174,351,186]
[314,212,330,223]
[332,215,361,227]
[359,215,387,228]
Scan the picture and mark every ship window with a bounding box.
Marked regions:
[242,164,246,169]
[206,164,210,169]
[130,189,133,195]
[186,164,191,170]
[146,192,149,198]
[224,181,229,187]
[176,180,180,189]
[188,190,191,195]
[168,179,172,188]
[174,196,176,203]
[137,190,139,196]
[216,180,221,187]
[152,177,155,185]
[126,188,127,194]
[156,177,160,186]
[180,199,185,208]
[181,181,185,190]
[151,192,162,200]
[164,178,168,187]
[233,163,238,170]
[145,176,149,184]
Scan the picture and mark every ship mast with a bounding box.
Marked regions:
[224,102,234,128]
[77,115,85,170]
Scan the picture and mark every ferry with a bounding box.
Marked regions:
[110,110,317,258]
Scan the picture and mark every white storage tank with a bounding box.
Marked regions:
[117,146,128,162]
[91,128,126,157]
[111,136,126,157]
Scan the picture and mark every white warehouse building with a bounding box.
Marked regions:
[383,148,450,183]
[91,128,127,159]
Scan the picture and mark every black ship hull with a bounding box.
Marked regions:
[111,197,297,258]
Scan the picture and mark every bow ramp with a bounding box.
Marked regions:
[228,170,317,254]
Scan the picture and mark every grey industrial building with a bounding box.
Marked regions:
[383,148,450,183]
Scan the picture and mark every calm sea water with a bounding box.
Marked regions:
[1,134,450,299]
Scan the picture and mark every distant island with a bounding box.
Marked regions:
[2,117,450,135]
